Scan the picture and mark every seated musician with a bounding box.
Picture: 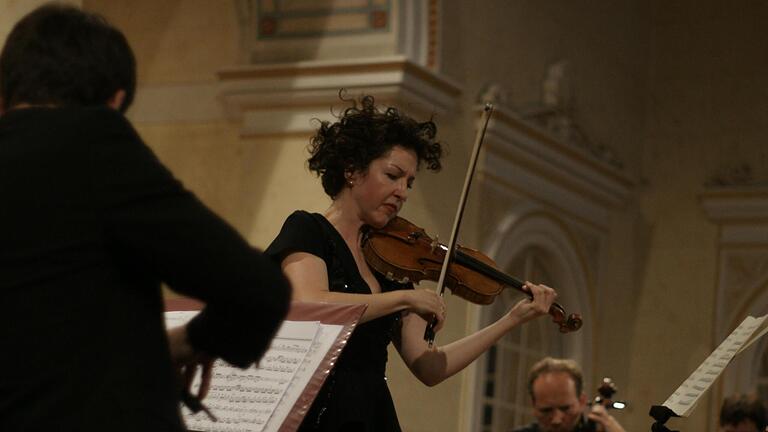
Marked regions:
[511,357,627,432]
[719,393,767,432]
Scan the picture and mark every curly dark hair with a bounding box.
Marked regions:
[308,93,443,197]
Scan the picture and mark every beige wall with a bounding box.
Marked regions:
[82,0,329,248]
[88,0,239,85]
[440,1,649,429]
[629,2,768,431]
[4,0,767,431]
[0,0,72,43]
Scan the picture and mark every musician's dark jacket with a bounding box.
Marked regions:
[0,106,290,431]
[511,424,543,432]
[511,416,592,432]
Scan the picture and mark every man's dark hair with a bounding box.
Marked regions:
[308,92,443,198]
[0,3,136,112]
[528,357,584,402]
[720,393,767,430]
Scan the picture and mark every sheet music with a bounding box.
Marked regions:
[262,322,343,431]
[737,315,768,354]
[165,311,320,432]
[662,314,768,417]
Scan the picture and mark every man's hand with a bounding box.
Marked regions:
[587,404,627,432]
[167,325,214,403]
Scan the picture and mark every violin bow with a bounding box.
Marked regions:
[425,103,494,347]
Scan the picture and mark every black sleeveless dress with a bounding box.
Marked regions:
[265,211,412,432]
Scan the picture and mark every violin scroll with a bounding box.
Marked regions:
[548,303,583,333]
[591,377,627,410]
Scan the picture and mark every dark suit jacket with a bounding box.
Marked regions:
[511,416,592,432]
[0,107,290,431]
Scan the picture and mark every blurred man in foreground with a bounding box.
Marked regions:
[0,4,290,430]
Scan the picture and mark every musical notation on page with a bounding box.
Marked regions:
[662,314,768,417]
[165,311,321,432]
[164,301,364,432]
[261,322,343,431]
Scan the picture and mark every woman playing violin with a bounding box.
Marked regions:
[265,94,559,431]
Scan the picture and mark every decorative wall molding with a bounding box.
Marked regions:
[247,0,392,40]
[700,186,768,402]
[216,56,461,136]
[705,164,754,187]
[478,102,634,230]
[516,60,625,170]
[470,96,634,354]
[396,0,441,70]
[701,187,768,340]
[460,95,630,431]
[462,206,596,432]
[128,1,449,130]
[234,0,442,70]
[700,187,768,226]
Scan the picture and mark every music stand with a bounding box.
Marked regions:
[165,299,366,432]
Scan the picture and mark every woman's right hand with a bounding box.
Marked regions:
[404,288,446,332]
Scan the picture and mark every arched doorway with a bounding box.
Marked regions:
[468,210,594,432]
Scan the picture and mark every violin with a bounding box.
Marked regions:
[362,216,583,333]
[364,103,581,344]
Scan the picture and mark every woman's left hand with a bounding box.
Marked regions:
[506,282,557,325]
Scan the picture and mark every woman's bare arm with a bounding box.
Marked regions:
[394,283,556,386]
[282,251,445,327]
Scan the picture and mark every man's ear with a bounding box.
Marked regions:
[578,393,588,408]
[106,89,126,111]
